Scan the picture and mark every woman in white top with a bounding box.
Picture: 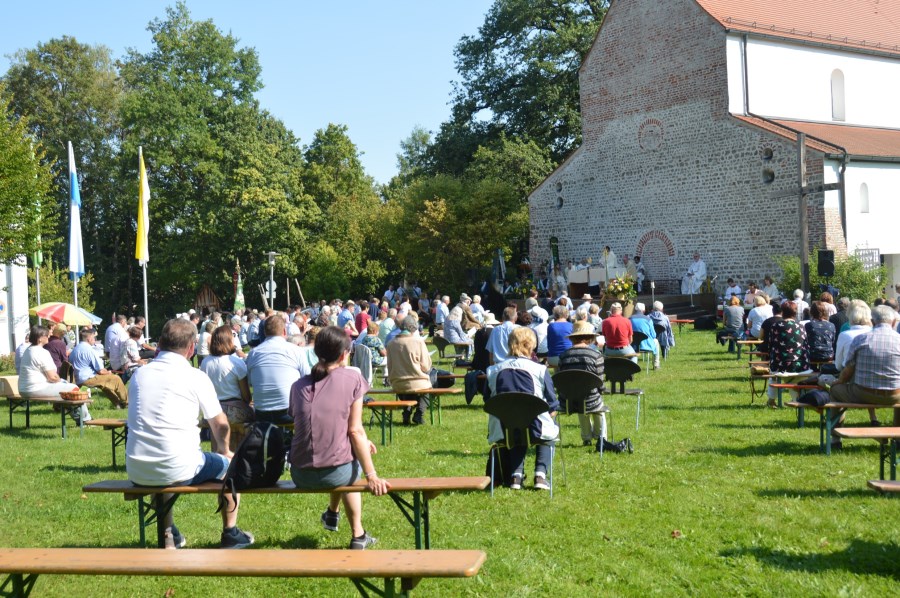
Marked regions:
[746,295,774,339]
[18,326,80,398]
[196,321,216,366]
[199,325,253,451]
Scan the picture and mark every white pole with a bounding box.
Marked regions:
[73,276,79,339]
[142,263,150,340]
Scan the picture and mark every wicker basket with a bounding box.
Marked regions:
[59,390,90,402]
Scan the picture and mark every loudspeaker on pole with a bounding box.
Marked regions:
[817,250,835,277]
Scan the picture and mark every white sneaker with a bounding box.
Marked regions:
[509,475,523,490]
[534,474,550,491]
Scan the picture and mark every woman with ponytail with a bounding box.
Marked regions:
[288,326,390,550]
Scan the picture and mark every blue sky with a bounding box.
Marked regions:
[0,0,494,184]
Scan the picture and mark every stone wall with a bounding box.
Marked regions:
[529,0,844,292]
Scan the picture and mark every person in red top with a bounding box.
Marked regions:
[601,302,637,363]
[355,300,372,339]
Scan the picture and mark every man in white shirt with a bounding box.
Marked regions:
[105,315,129,370]
[245,314,311,423]
[723,278,742,302]
[126,318,254,549]
[681,253,707,294]
[434,296,450,327]
[792,289,810,319]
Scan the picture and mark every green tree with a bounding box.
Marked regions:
[301,124,390,296]
[119,2,315,317]
[0,91,55,263]
[465,134,555,200]
[384,174,527,292]
[3,36,124,308]
[776,251,886,303]
[431,0,608,172]
[28,258,96,314]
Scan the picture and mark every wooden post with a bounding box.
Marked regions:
[286,277,290,309]
[797,133,809,294]
[294,279,306,309]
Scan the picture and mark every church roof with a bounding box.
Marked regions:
[731,114,900,160]
[696,0,900,56]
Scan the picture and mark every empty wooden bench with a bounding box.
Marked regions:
[365,388,463,425]
[0,547,486,597]
[83,476,490,549]
[735,339,761,360]
[366,400,417,445]
[833,426,900,480]
[84,419,128,468]
[785,402,894,455]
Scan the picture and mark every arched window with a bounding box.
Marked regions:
[831,69,845,121]
[859,183,869,213]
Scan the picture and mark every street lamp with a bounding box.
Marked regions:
[264,251,279,308]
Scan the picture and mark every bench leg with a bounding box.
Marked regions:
[60,408,67,440]
[350,577,410,598]
[388,491,429,549]
[379,408,387,446]
[0,573,39,598]
[824,408,845,456]
[135,494,178,548]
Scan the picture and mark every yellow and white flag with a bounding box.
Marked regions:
[136,147,150,265]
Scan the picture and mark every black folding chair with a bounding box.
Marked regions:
[630,331,653,371]
[604,357,645,430]
[551,369,612,454]
[483,392,559,497]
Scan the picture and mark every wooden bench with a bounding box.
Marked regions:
[767,383,819,409]
[670,319,693,334]
[364,388,463,425]
[83,476,490,550]
[833,427,900,480]
[84,419,128,468]
[785,402,894,455]
[365,400,417,445]
[735,339,761,360]
[867,479,900,494]
[1,374,94,439]
[0,547,486,597]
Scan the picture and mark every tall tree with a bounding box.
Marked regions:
[465,134,555,200]
[3,36,124,311]
[119,2,315,317]
[300,124,389,297]
[0,92,55,263]
[431,0,607,173]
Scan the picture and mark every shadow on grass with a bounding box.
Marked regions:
[42,464,118,474]
[427,449,484,459]
[264,535,320,549]
[755,488,874,499]
[722,539,900,580]
[0,428,45,439]
[653,404,757,412]
[709,421,798,430]
[692,440,817,457]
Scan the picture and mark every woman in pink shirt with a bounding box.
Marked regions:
[288,326,391,549]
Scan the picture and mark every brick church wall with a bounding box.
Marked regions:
[529,0,843,291]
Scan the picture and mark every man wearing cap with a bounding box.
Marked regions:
[577,294,593,314]
[558,321,607,445]
[601,303,637,362]
[456,294,482,333]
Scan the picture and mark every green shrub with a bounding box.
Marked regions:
[776,250,885,302]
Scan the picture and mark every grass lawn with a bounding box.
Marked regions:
[1,328,898,596]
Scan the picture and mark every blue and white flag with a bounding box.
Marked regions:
[67,141,85,280]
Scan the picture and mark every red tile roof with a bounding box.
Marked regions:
[731,114,900,159]
[696,0,900,56]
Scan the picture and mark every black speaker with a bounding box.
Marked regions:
[818,250,835,277]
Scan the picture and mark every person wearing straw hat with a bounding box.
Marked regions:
[558,321,607,445]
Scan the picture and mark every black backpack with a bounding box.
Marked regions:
[217,421,285,512]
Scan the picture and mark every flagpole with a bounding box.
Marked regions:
[142,262,149,339]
